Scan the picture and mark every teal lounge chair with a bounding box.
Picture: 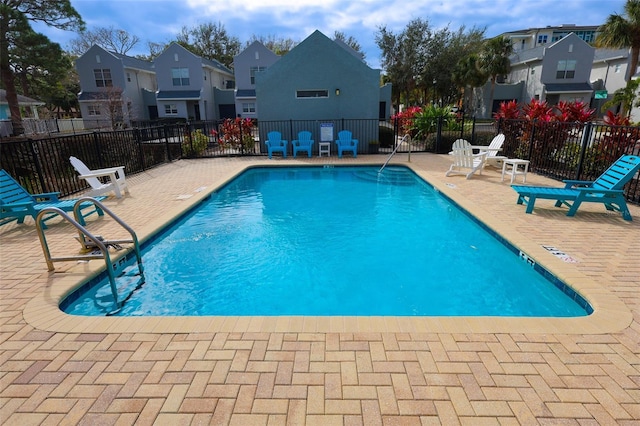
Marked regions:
[0,169,105,227]
[512,155,640,221]
[292,131,314,158]
[265,131,288,159]
[335,130,358,158]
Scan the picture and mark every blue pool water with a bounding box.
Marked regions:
[62,166,590,317]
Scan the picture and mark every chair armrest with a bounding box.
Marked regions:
[470,145,502,152]
[80,166,125,176]
[563,180,593,188]
[575,187,624,195]
[32,192,61,202]
[1,201,35,209]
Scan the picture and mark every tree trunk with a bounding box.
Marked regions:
[0,66,24,136]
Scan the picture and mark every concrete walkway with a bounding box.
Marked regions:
[1,153,639,424]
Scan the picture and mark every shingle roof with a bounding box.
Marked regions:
[110,51,154,72]
[545,83,593,93]
[236,89,256,98]
[0,89,44,105]
[156,90,202,100]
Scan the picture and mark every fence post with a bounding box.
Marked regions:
[527,119,537,161]
[164,125,172,162]
[575,122,592,180]
[92,131,103,167]
[28,139,48,193]
[435,116,443,153]
[239,118,244,155]
[134,127,146,171]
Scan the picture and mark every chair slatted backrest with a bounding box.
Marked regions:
[0,170,34,206]
[486,134,505,158]
[592,155,640,191]
[298,131,312,143]
[450,139,475,168]
[267,131,282,143]
[70,156,104,189]
[338,130,352,142]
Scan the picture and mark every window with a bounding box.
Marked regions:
[87,105,101,116]
[242,103,256,113]
[94,69,112,87]
[127,72,131,82]
[556,60,576,79]
[164,104,178,115]
[250,66,266,85]
[171,68,190,86]
[296,90,329,98]
[614,64,621,73]
[537,35,547,44]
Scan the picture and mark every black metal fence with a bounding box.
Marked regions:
[1,117,639,204]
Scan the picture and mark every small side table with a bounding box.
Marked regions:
[319,142,331,157]
[502,159,530,184]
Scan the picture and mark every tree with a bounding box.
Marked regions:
[452,54,488,116]
[68,26,140,56]
[334,31,365,59]
[245,35,297,55]
[376,19,431,109]
[9,28,77,117]
[602,79,640,117]
[0,0,84,135]
[419,26,485,107]
[477,36,514,115]
[596,0,640,115]
[175,22,240,67]
[377,19,486,110]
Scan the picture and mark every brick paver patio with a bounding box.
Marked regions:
[1,153,638,424]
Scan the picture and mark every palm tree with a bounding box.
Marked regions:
[452,54,488,116]
[477,36,514,115]
[596,0,640,115]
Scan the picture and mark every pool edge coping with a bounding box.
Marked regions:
[22,159,633,335]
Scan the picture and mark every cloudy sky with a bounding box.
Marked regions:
[38,0,628,68]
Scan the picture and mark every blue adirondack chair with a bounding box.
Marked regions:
[0,169,105,227]
[512,155,640,221]
[335,130,358,158]
[292,131,314,158]
[265,131,288,159]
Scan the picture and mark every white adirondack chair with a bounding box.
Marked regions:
[70,156,128,198]
[471,133,506,168]
[445,139,488,179]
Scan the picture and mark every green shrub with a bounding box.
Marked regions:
[182,129,209,156]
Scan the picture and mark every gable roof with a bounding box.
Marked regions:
[593,48,629,63]
[161,42,233,75]
[110,51,154,72]
[0,89,44,106]
[82,45,154,72]
[257,30,376,85]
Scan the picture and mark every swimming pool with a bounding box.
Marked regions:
[62,166,591,317]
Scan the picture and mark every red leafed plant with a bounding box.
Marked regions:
[392,106,422,136]
[599,111,639,164]
[555,101,595,123]
[218,118,255,151]
[493,100,520,119]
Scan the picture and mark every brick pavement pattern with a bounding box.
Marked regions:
[1,154,639,425]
